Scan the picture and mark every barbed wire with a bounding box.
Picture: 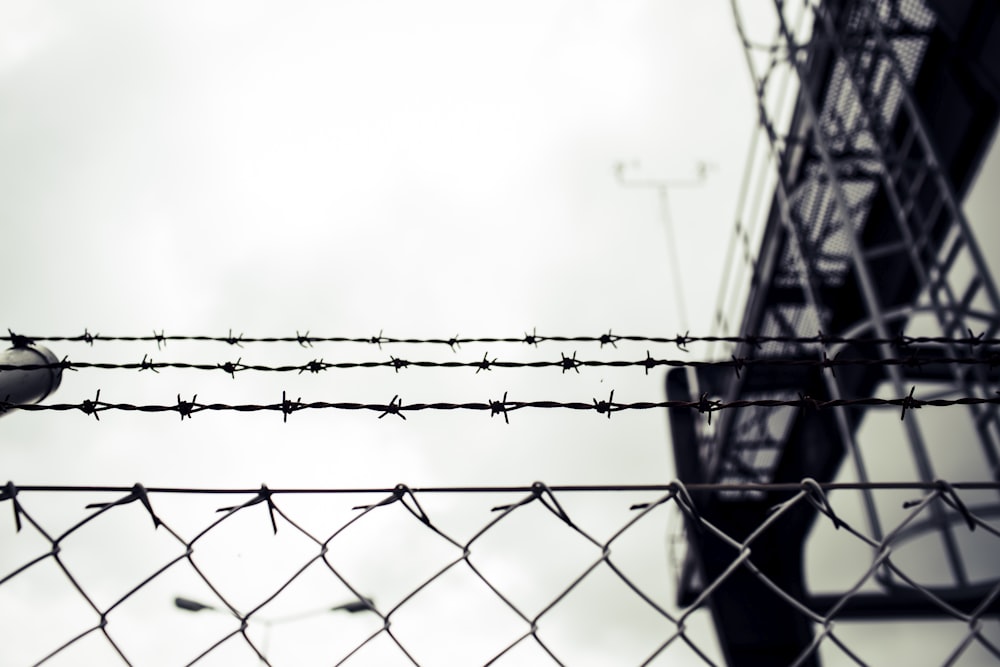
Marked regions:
[4,328,998,351]
[2,479,998,666]
[2,351,999,378]
[4,390,997,423]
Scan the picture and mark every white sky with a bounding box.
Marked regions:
[1,0,754,492]
[2,1,999,665]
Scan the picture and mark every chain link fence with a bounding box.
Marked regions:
[3,479,999,666]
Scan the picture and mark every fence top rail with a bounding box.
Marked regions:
[6,480,1000,496]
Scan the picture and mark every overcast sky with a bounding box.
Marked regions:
[1,0,758,493]
[2,1,999,665]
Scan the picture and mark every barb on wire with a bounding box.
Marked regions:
[225,329,244,348]
[475,353,495,374]
[599,329,619,348]
[489,391,511,424]
[593,390,617,419]
[821,352,837,376]
[892,331,913,350]
[80,389,104,421]
[218,358,242,378]
[6,330,34,348]
[560,352,582,374]
[378,395,405,420]
[299,359,328,375]
[643,351,657,375]
[176,394,197,421]
[816,329,829,350]
[798,392,821,414]
[696,393,721,424]
[280,391,301,423]
[900,385,921,420]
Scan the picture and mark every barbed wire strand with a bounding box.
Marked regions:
[3,391,998,422]
[2,352,999,378]
[4,329,998,351]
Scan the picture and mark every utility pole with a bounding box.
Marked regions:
[615,160,711,332]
